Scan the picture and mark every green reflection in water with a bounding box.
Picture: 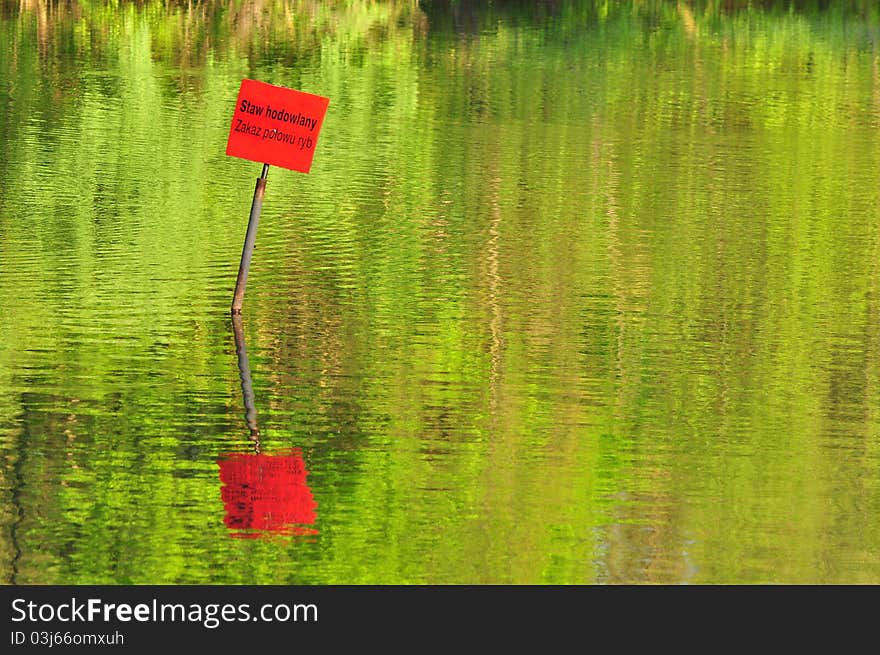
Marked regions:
[0,0,878,583]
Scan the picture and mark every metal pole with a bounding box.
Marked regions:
[231,163,270,314]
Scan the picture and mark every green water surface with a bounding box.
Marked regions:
[1,0,879,584]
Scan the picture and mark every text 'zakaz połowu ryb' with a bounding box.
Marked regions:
[233,99,317,149]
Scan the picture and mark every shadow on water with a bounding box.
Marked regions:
[217,316,318,540]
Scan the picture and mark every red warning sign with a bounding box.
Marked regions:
[226,79,329,174]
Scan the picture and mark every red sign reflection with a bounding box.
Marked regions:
[218,449,318,539]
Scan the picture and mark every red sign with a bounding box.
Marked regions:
[218,449,318,539]
[226,79,329,174]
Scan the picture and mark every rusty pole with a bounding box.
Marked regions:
[231,163,270,314]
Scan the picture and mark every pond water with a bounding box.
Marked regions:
[1,0,879,584]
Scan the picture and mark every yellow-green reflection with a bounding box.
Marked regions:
[0,1,878,584]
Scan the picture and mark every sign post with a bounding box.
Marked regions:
[231,163,269,315]
[226,79,329,314]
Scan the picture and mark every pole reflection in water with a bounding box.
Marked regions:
[232,314,261,450]
[217,316,318,539]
